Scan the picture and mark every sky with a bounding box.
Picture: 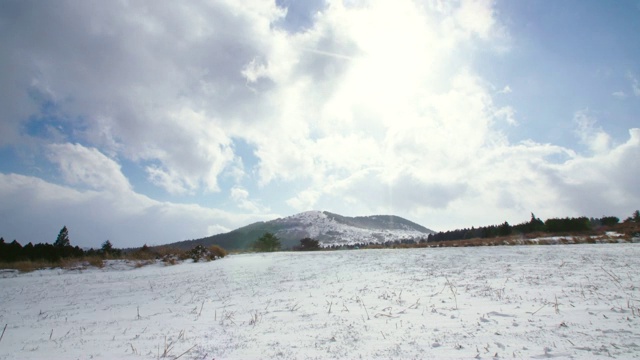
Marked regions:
[0,0,639,248]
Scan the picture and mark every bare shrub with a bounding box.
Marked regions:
[208,245,228,260]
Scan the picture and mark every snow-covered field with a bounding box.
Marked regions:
[2,244,640,359]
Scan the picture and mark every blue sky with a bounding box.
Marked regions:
[1,0,639,248]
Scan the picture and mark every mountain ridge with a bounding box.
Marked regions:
[167,210,434,250]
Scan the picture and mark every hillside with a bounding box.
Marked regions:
[168,211,434,250]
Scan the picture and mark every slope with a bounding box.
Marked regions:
[168,211,434,251]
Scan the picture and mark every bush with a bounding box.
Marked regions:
[209,245,228,259]
[188,245,209,262]
[187,244,228,262]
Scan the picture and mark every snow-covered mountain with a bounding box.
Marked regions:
[173,211,434,250]
[271,211,433,246]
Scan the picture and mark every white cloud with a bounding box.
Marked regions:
[287,189,321,211]
[145,165,193,195]
[3,0,507,196]
[453,0,498,40]
[498,85,513,94]
[207,224,232,236]
[629,72,640,96]
[494,106,518,126]
[574,110,612,154]
[0,144,276,247]
[230,186,268,213]
[46,143,131,193]
[241,58,270,84]
[551,128,640,216]
[612,91,627,99]
[2,1,257,194]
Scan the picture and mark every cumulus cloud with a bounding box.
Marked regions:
[574,110,612,154]
[0,0,638,243]
[0,144,275,247]
[230,186,269,213]
[46,143,131,193]
[1,0,265,193]
[551,129,640,216]
[453,0,498,40]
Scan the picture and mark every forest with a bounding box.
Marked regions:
[425,213,629,243]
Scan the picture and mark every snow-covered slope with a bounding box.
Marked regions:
[3,244,640,359]
[175,210,434,250]
[271,211,434,247]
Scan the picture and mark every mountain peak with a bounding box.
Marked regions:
[283,210,326,220]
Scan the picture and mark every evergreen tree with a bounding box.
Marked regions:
[23,242,35,260]
[100,240,121,257]
[599,216,620,227]
[529,213,545,232]
[54,226,71,247]
[5,240,23,262]
[252,232,281,252]
[299,237,320,251]
[101,240,113,254]
[498,221,512,236]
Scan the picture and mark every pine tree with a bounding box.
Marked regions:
[299,237,320,251]
[529,213,545,232]
[54,226,71,247]
[498,221,512,237]
[101,240,113,254]
[253,232,281,252]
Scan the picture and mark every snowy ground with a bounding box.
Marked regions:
[1,244,640,359]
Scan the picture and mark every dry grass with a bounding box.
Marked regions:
[209,245,228,259]
[0,260,54,272]
[0,256,104,273]
[133,260,155,268]
[127,249,157,261]
[84,256,105,268]
[616,221,640,236]
[1,244,228,272]
[122,246,190,266]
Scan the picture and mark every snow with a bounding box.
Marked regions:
[276,211,431,246]
[2,244,640,359]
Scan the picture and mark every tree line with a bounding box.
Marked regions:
[3,211,638,261]
[251,232,321,252]
[427,212,638,243]
[0,226,119,263]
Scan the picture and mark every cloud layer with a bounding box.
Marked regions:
[0,0,638,247]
